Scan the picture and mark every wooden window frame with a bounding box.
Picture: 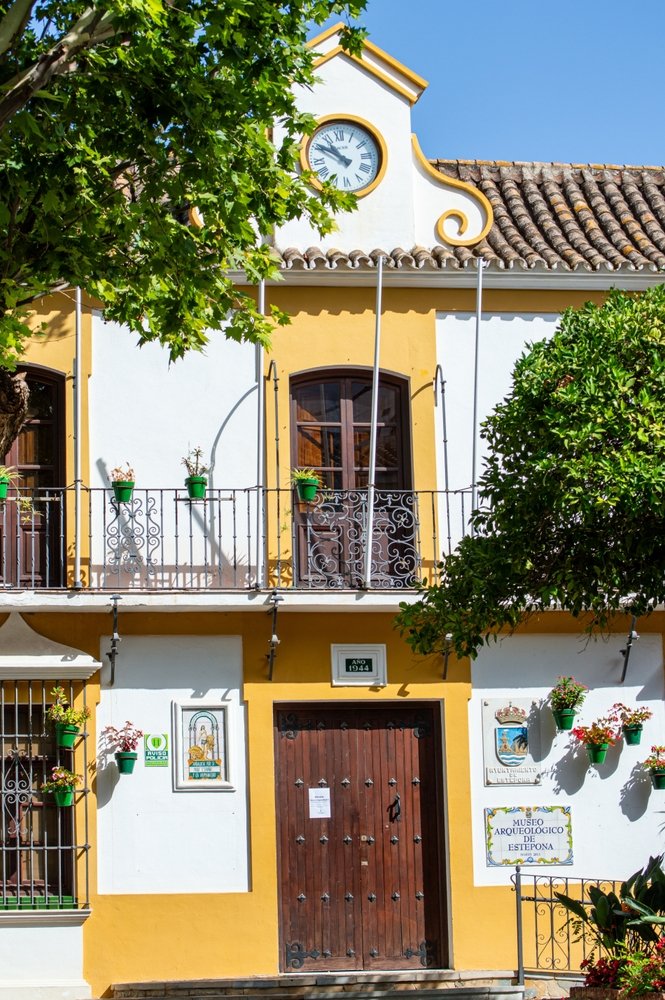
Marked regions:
[289,367,413,491]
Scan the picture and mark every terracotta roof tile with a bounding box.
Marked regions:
[274,161,665,274]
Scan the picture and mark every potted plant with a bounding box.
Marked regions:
[102,721,144,774]
[610,702,653,746]
[110,463,135,503]
[571,715,621,765]
[182,447,209,500]
[46,686,91,748]
[643,745,665,789]
[41,765,82,807]
[291,468,321,503]
[0,465,20,501]
[548,676,588,730]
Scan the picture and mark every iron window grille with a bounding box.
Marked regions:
[0,679,90,910]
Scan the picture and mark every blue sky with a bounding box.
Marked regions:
[314,1,665,166]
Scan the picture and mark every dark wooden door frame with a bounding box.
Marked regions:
[274,700,450,972]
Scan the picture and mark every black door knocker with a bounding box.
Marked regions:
[387,791,401,823]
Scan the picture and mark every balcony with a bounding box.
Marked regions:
[0,487,473,593]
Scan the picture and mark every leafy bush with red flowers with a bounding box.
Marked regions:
[580,955,625,987]
[618,937,665,995]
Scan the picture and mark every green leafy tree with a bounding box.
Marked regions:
[397,285,665,659]
[0,0,366,368]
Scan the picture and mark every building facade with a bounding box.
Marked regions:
[1,25,664,1000]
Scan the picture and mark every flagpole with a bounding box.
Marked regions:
[364,254,384,589]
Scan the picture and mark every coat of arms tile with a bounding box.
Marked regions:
[481,699,540,786]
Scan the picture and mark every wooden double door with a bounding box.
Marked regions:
[275,704,446,971]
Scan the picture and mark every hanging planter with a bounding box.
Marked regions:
[182,448,209,500]
[185,475,207,500]
[623,724,644,746]
[643,747,665,789]
[112,480,135,503]
[291,468,322,503]
[651,769,665,790]
[47,687,90,748]
[552,708,577,731]
[587,742,610,765]
[41,766,81,807]
[102,722,144,776]
[110,463,135,503]
[0,465,20,502]
[53,788,75,807]
[572,715,620,766]
[55,722,81,749]
[548,676,587,730]
[115,751,138,774]
[611,703,652,747]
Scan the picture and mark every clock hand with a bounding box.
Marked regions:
[313,142,352,169]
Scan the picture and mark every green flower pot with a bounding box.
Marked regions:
[185,476,207,500]
[552,708,577,731]
[651,769,665,790]
[55,722,80,749]
[623,724,643,746]
[0,479,8,501]
[115,751,138,774]
[587,742,609,764]
[295,478,319,502]
[112,480,134,503]
[53,788,74,807]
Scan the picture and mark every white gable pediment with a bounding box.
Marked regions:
[274,25,492,255]
[0,612,101,679]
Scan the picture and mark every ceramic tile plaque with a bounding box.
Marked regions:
[485,805,573,866]
[481,698,541,785]
[172,701,233,791]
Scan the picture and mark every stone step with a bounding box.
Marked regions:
[112,976,523,1000]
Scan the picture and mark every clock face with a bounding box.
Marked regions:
[306,120,383,194]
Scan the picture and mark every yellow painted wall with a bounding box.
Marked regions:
[11,283,637,994]
[18,606,660,995]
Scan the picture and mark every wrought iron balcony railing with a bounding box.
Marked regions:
[0,487,473,593]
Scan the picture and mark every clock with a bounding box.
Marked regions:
[301,115,387,197]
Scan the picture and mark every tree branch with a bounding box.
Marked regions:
[0,6,117,130]
[0,0,39,57]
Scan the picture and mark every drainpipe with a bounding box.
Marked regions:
[364,254,385,589]
[470,258,486,531]
[255,280,266,588]
[73,287,82,589]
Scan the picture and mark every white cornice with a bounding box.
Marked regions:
[0,612,101,678]
[0,591,419,614]
[229,267,665,292]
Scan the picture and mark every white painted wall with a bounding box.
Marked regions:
[96,635,249,894]
[468,632,665,886]
[89,315,258,489]
[275,55,415,252]
[275,51,489,251]
[0,922,90,999]
[435,312,559,546]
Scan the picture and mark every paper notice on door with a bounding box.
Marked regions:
[308,787,331,819]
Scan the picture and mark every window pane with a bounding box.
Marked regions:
[25,381,54,420]
[18,426,54,466]
[298,426,342,469]
[354,428,398,470]
[351,382,398,423]
[351,382,372,422]
[296,383,341,423]
[376,427,398,468]
[376,470,401,489]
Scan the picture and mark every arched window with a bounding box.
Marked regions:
[4,367,65,490]
[1,367,65,588]
[290,370,411,490]
[290,370,416,588]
